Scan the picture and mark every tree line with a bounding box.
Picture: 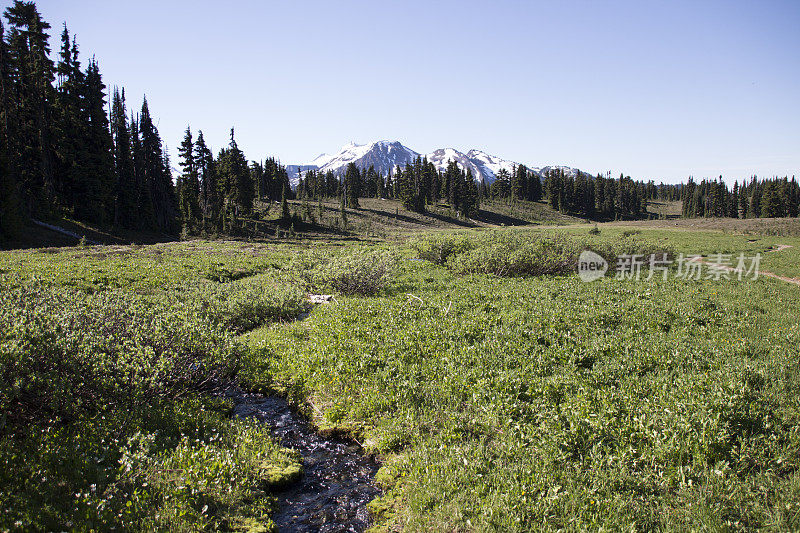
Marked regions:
[2,2,798,246]
[174,126,292,235]
[682,176,800,219]
[298,160,694,222]
[0,1,178,240]
[297,157,481,217]
[0,1,296,244]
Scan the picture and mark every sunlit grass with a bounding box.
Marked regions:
[2,226,799,531]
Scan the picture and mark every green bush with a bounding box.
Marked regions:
[0,283,238,424]
[449,233,583,277]
[312,249,398,296]
[409,234,476,265]
[177,277,310,333]
[412,229,673,279]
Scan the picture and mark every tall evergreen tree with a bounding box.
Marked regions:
[53,24,83,211]
[138,97,176,232]
[110,88,136,228]
[77,58,114,223]
[0,18,22,242]
[528,169,542,201]
[4,1,57,216]
[344,162,360,208]
[216,128,252,232]
[176,126,200,228]
[511,164,528,201]
[194,130,218,230]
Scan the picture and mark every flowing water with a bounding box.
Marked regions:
[226,388,380,532]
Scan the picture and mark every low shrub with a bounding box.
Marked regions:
[0,283,238,425]
[178,278,309,333]
[312,249,399,296]
[412,229,673,279]
[104,420,301,531]
[409,234,476,265]
[449,234,582,277]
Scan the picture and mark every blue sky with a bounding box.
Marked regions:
[12,0,800,183]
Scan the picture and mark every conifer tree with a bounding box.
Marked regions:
[491,168,511,199]
[194,130,218,230]
[77,58,114,223]
[110,88,136,228]
[4,1,57,216]
[177,126,200,228]
[529,169,542,201]
[462,169,479,217]
[344,162,360,208]
[0,18,22,241]
[216,128,254,232]
[53,24,83,210]
[281,183,290,221]
[511,164,527,200]
[738,181,748,218]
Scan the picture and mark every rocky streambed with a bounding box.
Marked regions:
[227,389,380,532]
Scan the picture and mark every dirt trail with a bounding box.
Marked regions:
[760,244,799,285]
[701,243,800,287]
[756,271,800,286]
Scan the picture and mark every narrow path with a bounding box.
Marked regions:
[756,270,800,286]
[701,243,799,286]
[31,219,100,244]
[756,243,798,285]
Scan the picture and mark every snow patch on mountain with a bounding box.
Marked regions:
[287,140,590,187]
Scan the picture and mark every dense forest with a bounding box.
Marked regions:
[1,1,798,246]
[296,158,481,217]
[681,176,800,219]
[297,162,683,221]
[0,1,178,237]
[0,1,293,244]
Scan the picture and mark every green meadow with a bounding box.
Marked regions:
[1,225,799,531]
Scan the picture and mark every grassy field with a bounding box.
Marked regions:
[645,199,683,220]
[547,223,800,281]
[1,220,799,531]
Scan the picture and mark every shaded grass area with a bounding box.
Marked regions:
[0,242,316,531]
[0,216,177,250]
[2,197,578,252]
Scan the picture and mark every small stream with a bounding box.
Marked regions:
[226,388,380,532]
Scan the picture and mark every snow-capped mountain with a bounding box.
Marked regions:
[467,149,518,181]
[425,148,484,180]
[313,140,419,178]
[423,148,522,183]
[529,165,587,180]
[287,140,588,186]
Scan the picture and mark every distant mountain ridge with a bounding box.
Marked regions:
[287,140,588,186]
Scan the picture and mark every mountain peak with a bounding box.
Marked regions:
[287,140,587,187]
